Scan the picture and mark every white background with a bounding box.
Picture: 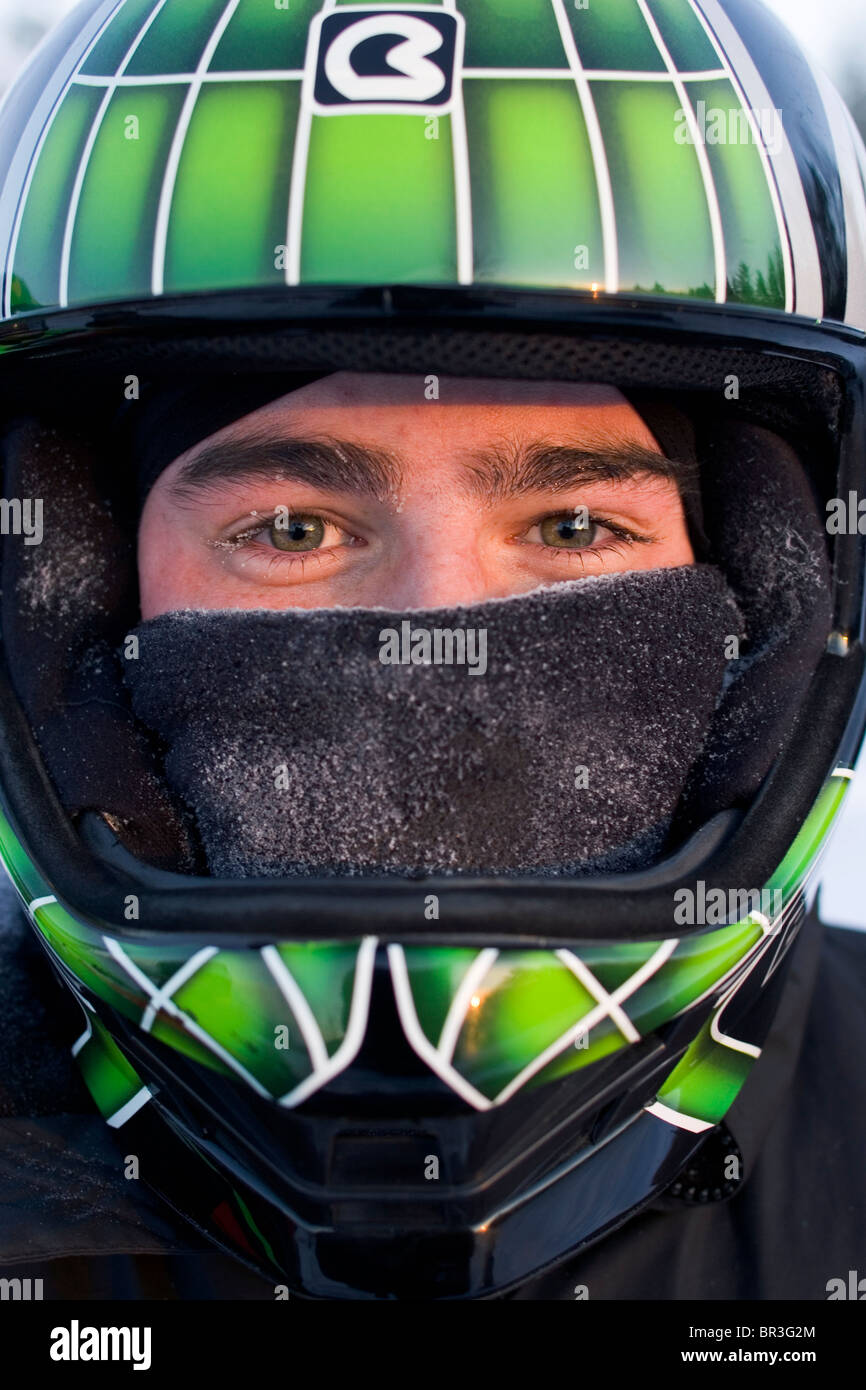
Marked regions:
[0,0,864,927]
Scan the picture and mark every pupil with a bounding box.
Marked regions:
[269,514,326,551]
[539,514,596,548]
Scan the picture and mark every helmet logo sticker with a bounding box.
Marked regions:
[310,5,461,113]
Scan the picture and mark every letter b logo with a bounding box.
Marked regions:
[313,9,461,110]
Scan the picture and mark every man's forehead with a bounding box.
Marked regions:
[239,371,639,420]
[160,371,681,504]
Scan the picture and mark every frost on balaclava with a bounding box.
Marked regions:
[122,564,743,879]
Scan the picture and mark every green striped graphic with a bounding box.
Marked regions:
[460,0,568,69]
[300,113,458,282]
[593,78,715,295]
[0,759,850,1116]
[68,85,185,305]
[163,950,310,1092]
[647,0,720,70]
[125,0,231,74]
[80,0,158,77]
[567,0,666,71]
[164,80,301,292]
[688,77,785,307]
[768,774,850,898]
[10,85,103,311]
[462,77,604,287]
[619,919,763,1034]
[211,0,321,71]
[655,1012,753,1124]
[270,940,360,1048]
[3,0,796,315]
[76,1015,147,1121]
[399,915,763,1103]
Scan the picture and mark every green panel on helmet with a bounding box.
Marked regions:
[0,813,52,901]
[10,86,103,312]
[655,1013,753,1124]
[622,919,763,1033]
[211,0,321,71]
[448,952,597,1090]
[768,773,850,898]
[164,80,300,292]
[2,0,800,316]
[578,939,668,994]
[592,78,715,295]
[76,1014,147,1121]
[523,1016,627,1090]
[300,113,458,282]
[399,918,763,1102]
[462,78,604,288]
[0,772,852,1117]
[459,0,569,70]
[31,901,149,1018]
[646,0,720,71]
[567,0,666,72]
[399,947,485,1042]
[271,941,364,1056]
[80,0,159,77]
[168,949,315,1093]
[125,0,236,76]
[68,85,186,305]
[147,1014,237,1074]
[687,77,784,308]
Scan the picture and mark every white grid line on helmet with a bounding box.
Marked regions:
[59,0,169,309]
[635,0,727,303]
[550,0,619,294]
[686,0,794,314]
[151,0,244,297]
[691,0,822,317]
[1,0,125,319]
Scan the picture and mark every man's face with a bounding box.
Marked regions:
[138,372,695,618]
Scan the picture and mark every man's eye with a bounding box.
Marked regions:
[267,514,326,552]
[536,514,599,549]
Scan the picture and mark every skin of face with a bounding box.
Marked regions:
[138,372,696,618]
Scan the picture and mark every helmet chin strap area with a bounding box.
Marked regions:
[122,564,743,880]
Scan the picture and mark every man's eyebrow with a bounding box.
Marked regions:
[168,433,403,503]
[460,438,697,501]
[168,431,696,507]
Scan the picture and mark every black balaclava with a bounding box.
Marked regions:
[122,372,731,879]
[124,567,743,879]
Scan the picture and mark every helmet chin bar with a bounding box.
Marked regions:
[49,873,804,1299]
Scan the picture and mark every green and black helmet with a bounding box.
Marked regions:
[0,0,864,1298]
